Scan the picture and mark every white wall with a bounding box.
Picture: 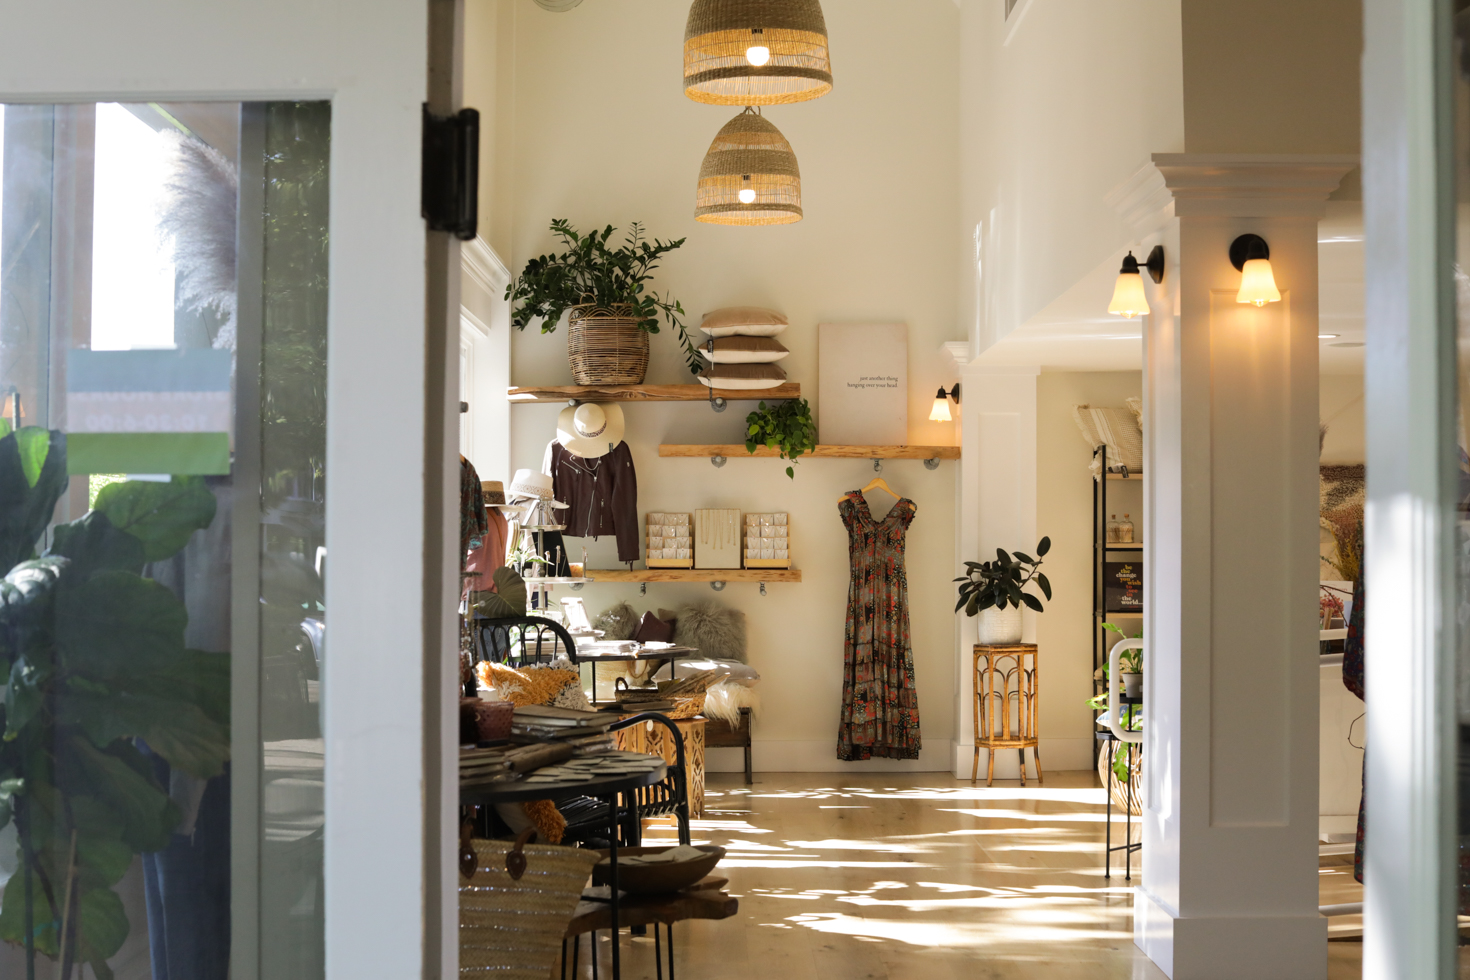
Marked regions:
[470,0,965,771]
[958,0,1185,356]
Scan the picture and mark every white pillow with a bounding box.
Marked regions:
[697,336,790,364]
[697,362,787,390]
[700,307,789,338]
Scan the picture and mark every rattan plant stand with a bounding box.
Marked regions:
[972,643,1043,786]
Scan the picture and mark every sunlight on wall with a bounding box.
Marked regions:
[91,103,175,351]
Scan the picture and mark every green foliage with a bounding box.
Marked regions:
[744,398,817,479]
[471,567,528,619]
[0,428,227,974]
[954,537,1052,616]
[505,220,700,374]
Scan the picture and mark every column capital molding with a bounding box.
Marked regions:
[1151,153,1358,219]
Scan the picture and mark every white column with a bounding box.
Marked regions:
[952,361,1038,779]
[1135,154,1354,979]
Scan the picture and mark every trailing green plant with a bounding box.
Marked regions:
[506,219,701,374]
[744,398,817,479]
[0,428,227,978]
[954,538,1052,615]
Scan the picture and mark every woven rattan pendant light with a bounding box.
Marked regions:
[695,107,802,225]
[684,0,833,106]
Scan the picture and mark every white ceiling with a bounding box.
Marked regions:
[975,202,1365,375]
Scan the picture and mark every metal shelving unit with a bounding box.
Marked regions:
[1091,445,1143,765]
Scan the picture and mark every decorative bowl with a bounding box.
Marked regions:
[591,845,725,894]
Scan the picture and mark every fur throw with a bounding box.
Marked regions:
[704,680,759,724]
[593,601,640,640]
[673,602,747,663]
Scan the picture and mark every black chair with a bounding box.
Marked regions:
[562,711,692,848]
[469,615,580,694]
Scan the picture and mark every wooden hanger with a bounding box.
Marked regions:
[841,477,899,503]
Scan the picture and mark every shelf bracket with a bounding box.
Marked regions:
[924,457,940,470]
[639,583,647,596]
[709,397,727,413]
[710,581,726,592]
[570,582,584,591]
[872,459,883,473]
[760,582,767,596]
[711,455,727,468]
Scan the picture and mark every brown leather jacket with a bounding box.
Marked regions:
[547,441,639,563]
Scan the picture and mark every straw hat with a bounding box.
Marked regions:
[507,469,553,500]
[556,403,626,459]
[481,480,506,505]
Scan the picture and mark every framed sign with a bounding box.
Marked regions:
[818,323,908,445]
[1105,561,1143,613]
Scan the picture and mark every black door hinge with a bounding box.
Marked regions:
[422,105,479,240]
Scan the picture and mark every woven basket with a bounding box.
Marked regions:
[459,838,600,978]
[1098,742,1142,816]
[567,305,649,384]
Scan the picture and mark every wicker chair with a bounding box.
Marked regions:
[562,711,692,848]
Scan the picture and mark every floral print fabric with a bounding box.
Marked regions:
[837,491,922,761]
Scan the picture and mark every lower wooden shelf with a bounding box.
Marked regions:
[587,568,801,583]
[659,444,960,460]
[508,383,801,403]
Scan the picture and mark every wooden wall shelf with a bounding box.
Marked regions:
[659,444,961,460]
[587,568,802,584]
[508,384,801,404]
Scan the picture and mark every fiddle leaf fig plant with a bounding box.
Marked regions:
[0,428,227,978]
[745,398,817,479]
[954,537,1052,615]
[506,219,702,374]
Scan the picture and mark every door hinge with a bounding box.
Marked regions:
[422,105,480,240]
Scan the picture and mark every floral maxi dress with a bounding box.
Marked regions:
[837,492,922,760]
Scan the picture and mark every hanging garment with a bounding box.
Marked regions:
[464,508,510,595]
[837,491,922,760]
[544,440,639,563]
[1343,568,1365,883]
[461,456,488,570]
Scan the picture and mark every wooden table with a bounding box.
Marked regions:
[973,643,1043,786]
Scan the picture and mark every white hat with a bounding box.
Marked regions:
[507,469,553,500]
[556,402,626,459]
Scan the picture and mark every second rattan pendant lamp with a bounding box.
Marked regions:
[695,106,802,225]
[683,0,833,105]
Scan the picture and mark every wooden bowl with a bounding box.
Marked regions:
[592,845,725,895]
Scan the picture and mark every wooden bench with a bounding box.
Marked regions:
[702,707,752,784]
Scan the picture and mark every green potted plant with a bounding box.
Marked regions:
[506,219,700,384]
[1087,622,1142,804]
[954,538,1052,644]
[0,426,227,978]
[744,398,817,479]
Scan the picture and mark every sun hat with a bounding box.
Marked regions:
[507,469,553,500]
[481,480,506,505]
[556,402,626,459]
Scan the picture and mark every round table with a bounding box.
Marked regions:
[460,750,667,980]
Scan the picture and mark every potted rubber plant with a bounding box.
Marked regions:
[0,426,227,978]
[506,219,701,384]
[954,538,1052,644]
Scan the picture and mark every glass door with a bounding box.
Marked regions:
[0,99,329,980]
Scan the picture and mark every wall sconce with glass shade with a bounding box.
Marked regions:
[695,107,802,225]
[1230,234,1281,306]
[684,0,833,105]
[1107,246,1164,318]
[929,385,961,422]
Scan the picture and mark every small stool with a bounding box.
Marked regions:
[972,643,1042,786]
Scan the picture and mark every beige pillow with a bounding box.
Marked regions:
[700,307,788,338]
[697,335,790,364]
[697,362,788,390]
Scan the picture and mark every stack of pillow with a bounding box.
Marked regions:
[695,307,790,390]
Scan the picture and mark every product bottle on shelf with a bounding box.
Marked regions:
[1107,514,1120,544]
[1120,514,1135,544]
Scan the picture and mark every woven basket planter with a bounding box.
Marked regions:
[1098,741,1142,816]
[567,305,649,384]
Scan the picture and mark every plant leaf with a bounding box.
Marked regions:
[1011,552,1034,565]
[95,477,217,562]
[1036,572,1052,600]
[1021,593,1043,612]
[1037,536,1051,557]
[55,572,187,680]
[0,428,68,571]
[47,512,147,580]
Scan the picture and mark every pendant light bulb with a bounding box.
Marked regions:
[1236,258,1281,307]
[745,45,771,66]
[739,187,757,204]
[929,388,953,423]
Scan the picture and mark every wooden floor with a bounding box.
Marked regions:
[562,770,1385,980]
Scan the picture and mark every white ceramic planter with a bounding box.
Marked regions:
[976,604,1023,645]
[1121,672,1143,700]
